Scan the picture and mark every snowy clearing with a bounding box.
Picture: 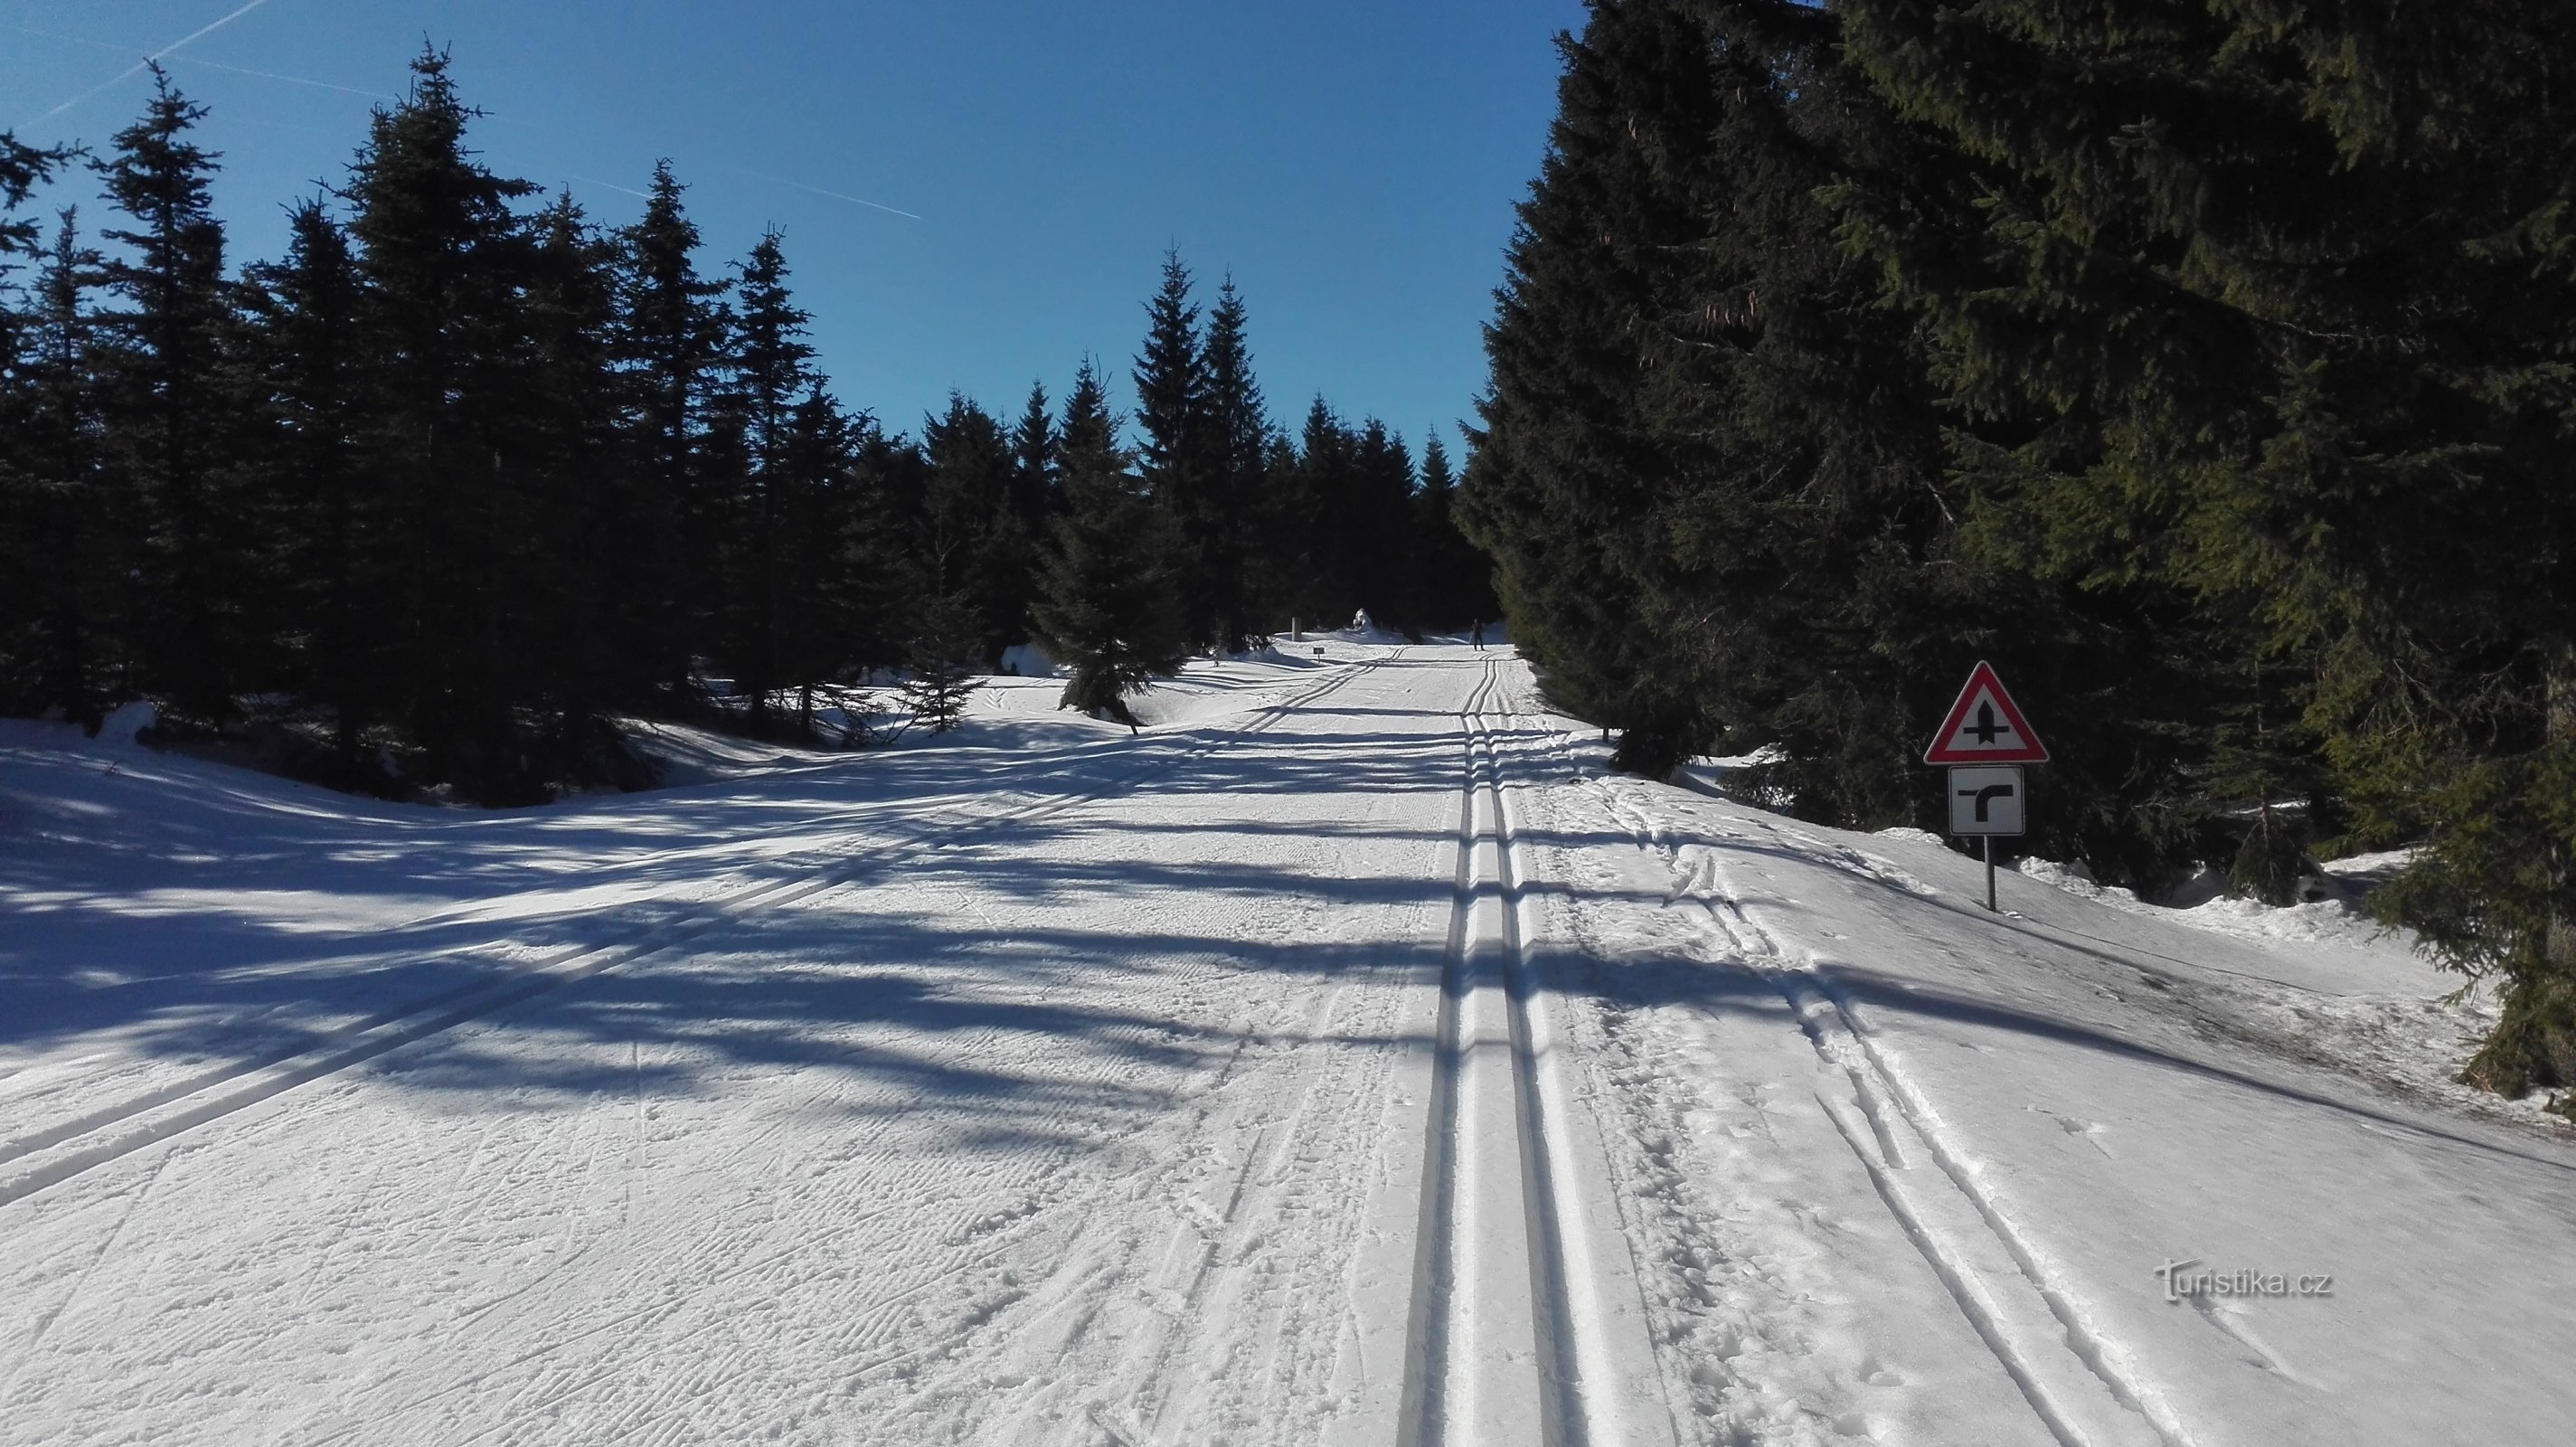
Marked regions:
[4,644,2571,1445]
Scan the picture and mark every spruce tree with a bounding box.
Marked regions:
[776,382,864,735]
[1458,0,1722,769]
[1009,381,1059,523]
[342,46,543,799]
[6,213,116,729]
[1132,251,1223,650]
[1201,276,1268,648]
[0,139,66,715]
[1413,432,1494,629]
[917,392,1014,662]
[1031,360,1187,724]
[0,134,63,253]
[711,230,817,730]
[93,66,239,728]
[515,194,640,777]
[899,591,982,736]
[613,160,725,695]
[835,419,925,678]
[1350,421,1418,632]
[239,201,379,775]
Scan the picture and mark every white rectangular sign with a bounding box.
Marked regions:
[1948,765,2025,837]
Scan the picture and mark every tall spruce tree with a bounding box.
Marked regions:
[1032,359,1186,723]
[240,201,379,774]
[342,47,544,799]
[1413,432,1493,630]
[7,213,116,728]
[615,160,724,692]
[1201,276,1269,648]
[93,66,238,728]
[711,230,819,729]
[1287,397,1360,629]
[516,194,640,775]
[1131,251,1224,650]
[775,382,863,734]
[917,392,1017,663]
[1009,380,1059,523]
[0,138,67,716]
[1459,0,1722,769]
[1350,421,1418,631]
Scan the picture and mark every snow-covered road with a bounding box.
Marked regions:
[5,643,2572,1445]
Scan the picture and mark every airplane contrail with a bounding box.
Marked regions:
[22,0,281,127]
[169,56,391,100]
[14,23,380,99]
[745,170,921,222]
[569,175,652,201]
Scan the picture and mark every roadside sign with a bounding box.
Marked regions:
[1923,661,2049,764]
[1947,765,2025,837]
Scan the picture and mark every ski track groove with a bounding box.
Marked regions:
[1588,777,2195,1447]
[0,654,1404,1213]
[1401,655,1648,1447]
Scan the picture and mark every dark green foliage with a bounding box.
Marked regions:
[612,160,726,695]
[93,66,239,730]
[1198,277,1269,648]
[917,392,1018,664]
[1032,362,1188,724]
[1459,0,1743,772]
[341,47,548,799]
[1412,435,1496,631]
[899,592,984,736]
[0,131,65,255]
[708,229,820,732]
[1132,252,1227,652]
[240,202,378,775]
[1834,0,2576,1080]
[1,213,116,730]
[1468,0,2576,1086]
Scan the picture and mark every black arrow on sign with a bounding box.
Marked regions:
[1958,782,2015,822]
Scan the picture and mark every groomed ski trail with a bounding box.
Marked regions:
[1400,656,1672,1447]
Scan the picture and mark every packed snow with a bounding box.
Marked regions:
[4,641,2570,1444]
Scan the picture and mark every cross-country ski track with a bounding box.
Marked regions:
[5,641,2572,1445]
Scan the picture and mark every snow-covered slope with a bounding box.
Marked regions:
[4,646,2567,1445]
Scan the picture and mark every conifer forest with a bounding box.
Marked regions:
[0,52,1494,799]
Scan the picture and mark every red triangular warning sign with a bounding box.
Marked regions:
[1924,661,2049,764]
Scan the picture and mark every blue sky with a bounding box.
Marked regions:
[5,0,1585,452]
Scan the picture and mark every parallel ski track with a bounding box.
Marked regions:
[1400,655,1606,1447]
[1586,781,2195,1447]
[0,651,1403,1211]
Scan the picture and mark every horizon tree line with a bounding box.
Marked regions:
[0,49,1496,802]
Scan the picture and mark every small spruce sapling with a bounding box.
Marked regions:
[899,594,981,736]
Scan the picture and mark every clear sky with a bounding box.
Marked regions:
[4,0,1585,452]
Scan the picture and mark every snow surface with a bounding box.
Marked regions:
[5,645,2571,1445]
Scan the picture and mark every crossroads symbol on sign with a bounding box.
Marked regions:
[1923,660,2049,765]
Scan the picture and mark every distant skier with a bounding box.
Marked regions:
[1470,619,1486,650]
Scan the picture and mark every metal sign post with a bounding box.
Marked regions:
[1925,663,2046,913]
